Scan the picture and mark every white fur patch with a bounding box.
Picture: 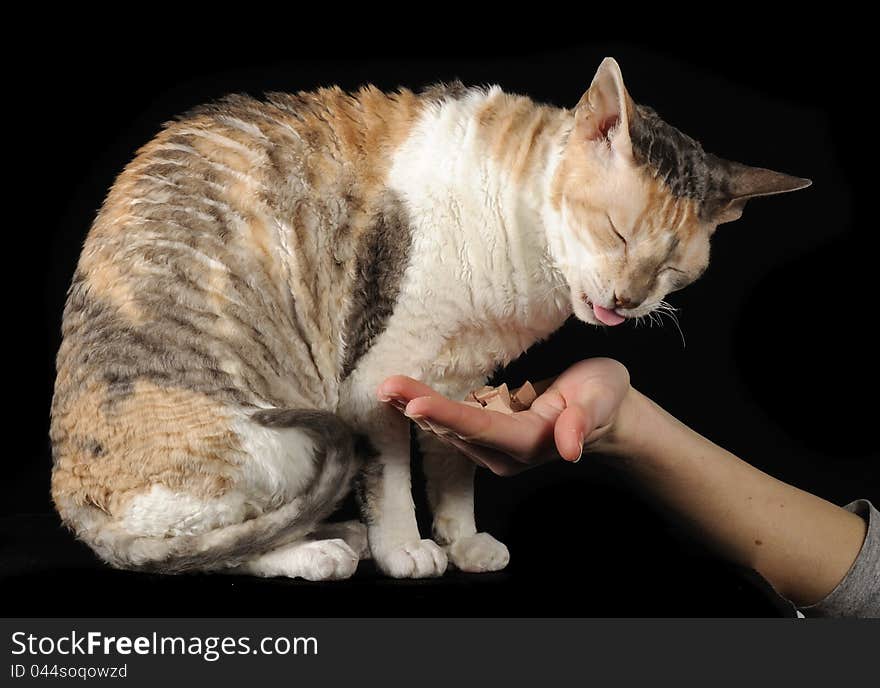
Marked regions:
[232,416,320,509]
[120,485,250,538]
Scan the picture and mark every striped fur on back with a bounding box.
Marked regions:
[52,87,425,513]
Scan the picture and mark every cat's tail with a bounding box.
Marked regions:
[54,409,369,574]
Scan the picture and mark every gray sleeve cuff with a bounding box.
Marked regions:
[799,500,880,618]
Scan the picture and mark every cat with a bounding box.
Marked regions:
[50,58,809,580]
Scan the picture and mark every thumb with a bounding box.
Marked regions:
[554,404,595,462]
[555,380,624,461]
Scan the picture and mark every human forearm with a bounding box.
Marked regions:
[379,363,872,610]
[601,388,868,606]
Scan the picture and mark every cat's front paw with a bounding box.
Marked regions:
[447,532,510,573]
[373,539,448,578]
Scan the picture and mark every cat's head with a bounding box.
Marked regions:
[548,57,810,326]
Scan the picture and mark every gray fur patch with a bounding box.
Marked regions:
[353,461,385,526]
[54,272,251,415]
[629,105,726,207]
[252,408,355,446]
[339,192,414,380]
[420,81,471,104]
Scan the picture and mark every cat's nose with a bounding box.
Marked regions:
[614,292,641,310]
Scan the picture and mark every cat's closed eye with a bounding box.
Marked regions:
[659,266,686,276]
[606,214,627,246]
[658,266,692,291]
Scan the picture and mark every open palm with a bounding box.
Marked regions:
[377,357,631,475]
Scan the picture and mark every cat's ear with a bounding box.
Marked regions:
[709,158,812,224]
[575,57,635,157]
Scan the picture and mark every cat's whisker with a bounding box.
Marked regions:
[658,299,679,314]
[658,307,687,348]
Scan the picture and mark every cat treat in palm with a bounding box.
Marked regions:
[463,382,538,414]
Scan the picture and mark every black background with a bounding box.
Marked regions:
[5,19,877,617]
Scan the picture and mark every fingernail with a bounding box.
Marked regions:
[378,391,402,403]
[572,434,584,463]
[403,405,424,420]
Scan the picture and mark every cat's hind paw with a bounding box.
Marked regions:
[447,532,510,573]
[298,539,360,581]
[242,538,359,581]
[374,539,448,578]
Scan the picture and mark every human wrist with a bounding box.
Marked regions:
[587,384,645,458]
[590,386,682,472]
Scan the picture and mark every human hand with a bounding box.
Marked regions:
[377,357,632,475]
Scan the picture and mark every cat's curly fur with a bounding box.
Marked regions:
[50,58,809,579]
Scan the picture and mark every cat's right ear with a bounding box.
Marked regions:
[707,157,813,225]
[575,57,635,158]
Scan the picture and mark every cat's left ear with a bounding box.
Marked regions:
[575,57,635,158]
[709,157,812,224]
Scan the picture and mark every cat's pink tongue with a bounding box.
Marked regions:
[593,304,625,326]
